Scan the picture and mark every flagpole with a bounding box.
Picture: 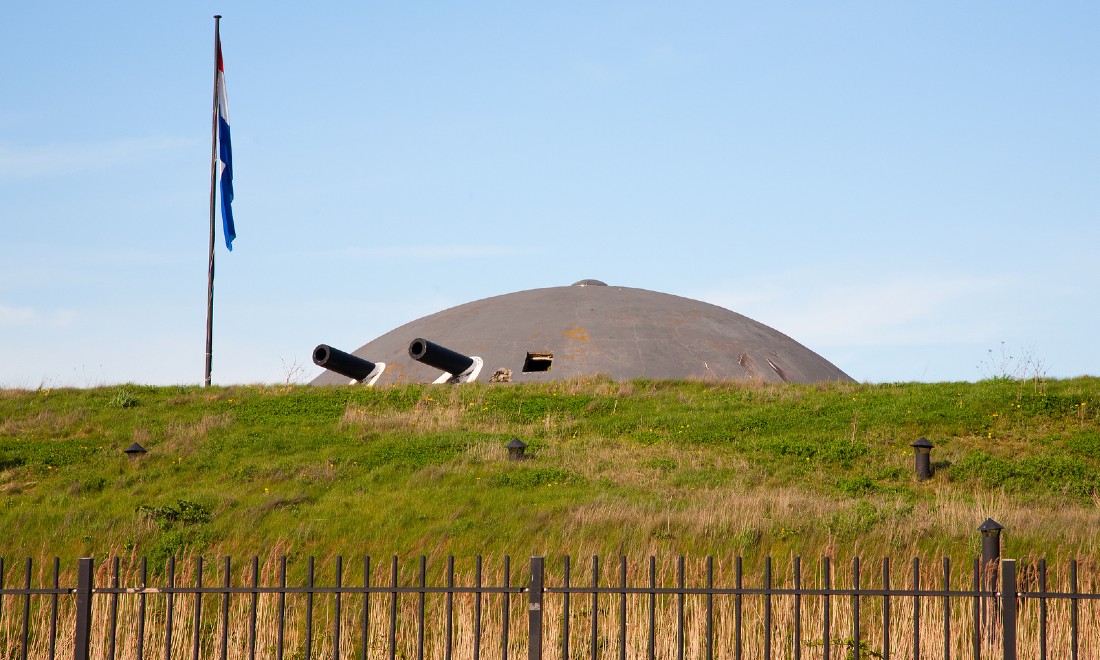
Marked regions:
[204,15,222,387]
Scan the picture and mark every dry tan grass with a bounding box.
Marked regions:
[332,394,1100,562]
[0,389,36,400]
[339,394,523,437]
[342,406,460,434]
[167,413,231,443]
[0,408,84,436]
[462,438,509,464]
[332,378,888,444]
[140,413,232,458]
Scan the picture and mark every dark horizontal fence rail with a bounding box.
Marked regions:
[0,555,1095,660]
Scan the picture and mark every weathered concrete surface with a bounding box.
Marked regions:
[309,283,854,385]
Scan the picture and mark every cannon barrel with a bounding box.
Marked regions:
[313,344,377,382]
[408,338,475,376]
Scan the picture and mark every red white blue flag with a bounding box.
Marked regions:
[215,31,236,251]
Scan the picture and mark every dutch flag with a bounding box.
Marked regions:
[215,31,236,251]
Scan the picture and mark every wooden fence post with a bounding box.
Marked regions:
[529,557,544,660]
[73,558,94,660]
[1001,559,1017,660]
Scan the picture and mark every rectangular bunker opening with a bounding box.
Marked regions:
[522,351,554,372]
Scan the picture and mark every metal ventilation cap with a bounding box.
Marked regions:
[123,442,147,455]
[572,279,608,287]
[978,518,1004,533]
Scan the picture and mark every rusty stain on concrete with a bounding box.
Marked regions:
[562,326,590,342]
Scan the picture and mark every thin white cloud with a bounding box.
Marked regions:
[327,245,522,261]
[0,137,193,180]
[692,272,1010,349]
[0,304,75,328]
[0,304,36,326]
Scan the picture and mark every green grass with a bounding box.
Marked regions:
[0,376,1098,571]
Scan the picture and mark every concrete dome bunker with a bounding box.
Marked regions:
[310,281,854,385]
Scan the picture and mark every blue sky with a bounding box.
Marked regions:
[2,2,1097,387]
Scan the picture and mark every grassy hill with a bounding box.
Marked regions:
[1,376,1098,570]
